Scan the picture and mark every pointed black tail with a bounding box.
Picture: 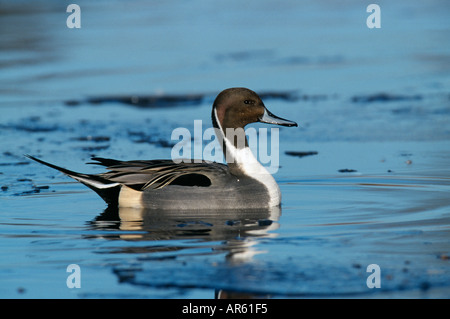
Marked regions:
[25,155,121,206]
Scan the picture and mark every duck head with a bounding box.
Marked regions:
[212,87,297,134]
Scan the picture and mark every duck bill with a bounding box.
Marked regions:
[259,108,298,127]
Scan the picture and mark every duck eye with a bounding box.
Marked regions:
[244,100,254,105]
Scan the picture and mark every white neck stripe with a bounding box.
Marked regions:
[213,108,281,206]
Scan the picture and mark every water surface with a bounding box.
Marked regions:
[1,0,449,298]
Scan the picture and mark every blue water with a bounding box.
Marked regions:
[1,0,449,298]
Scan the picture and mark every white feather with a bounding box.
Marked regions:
[214,109,281,206]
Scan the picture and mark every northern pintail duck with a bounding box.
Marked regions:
[26,88,297,209]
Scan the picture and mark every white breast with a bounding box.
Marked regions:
[214,109,281,207]
[232,147,281,207]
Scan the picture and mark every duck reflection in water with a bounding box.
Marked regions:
[89,205,281,298]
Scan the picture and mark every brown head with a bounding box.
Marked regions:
[212,87,297,130]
